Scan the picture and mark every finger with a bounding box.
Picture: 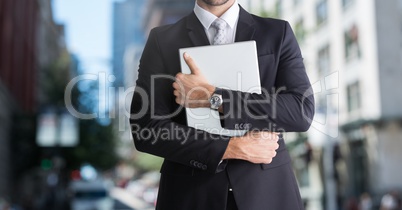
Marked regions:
[175,97,184,105]
[250,157,272,164]
[173,82,184,91]
[173,90,180,96]
[264,158,273,164]
[172,82,179,90]
[274,132,280,139]
[261,132,279,141]
[270,133,279,141]
[175,72,184,81]
[183,52,201,75]
[245,130,260,140]
[274,143,280,150]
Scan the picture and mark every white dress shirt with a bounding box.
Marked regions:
[194,1,240,45]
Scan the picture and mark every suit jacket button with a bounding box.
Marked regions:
[197,163,203,168]
[190,160,195,165]
[202,165,207,170]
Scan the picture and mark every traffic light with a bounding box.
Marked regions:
[41,158,52,170]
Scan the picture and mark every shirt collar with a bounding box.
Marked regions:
[194,1,239,30]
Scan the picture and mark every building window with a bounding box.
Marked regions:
[294,19,306,43]
[294,0,303,6]
[344,24,361,61]
[342,0,355,8]
[317,45,331,112]
[318,45,331,78]
[316,0,328,25]
[347,82,361,113]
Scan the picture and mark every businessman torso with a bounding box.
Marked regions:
[132,6,313,210]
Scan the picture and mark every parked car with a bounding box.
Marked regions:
[69,179,114,210]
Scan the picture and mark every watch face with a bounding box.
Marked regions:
[210,96,218,104]
[210,95,221,107]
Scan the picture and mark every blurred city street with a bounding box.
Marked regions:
[1,0,402,209]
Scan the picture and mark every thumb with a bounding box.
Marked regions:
[183,52,201,75]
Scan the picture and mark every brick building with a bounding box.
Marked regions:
[0,0,67,203]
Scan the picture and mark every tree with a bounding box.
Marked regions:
[40,52,119,171]
[64,79,119,171]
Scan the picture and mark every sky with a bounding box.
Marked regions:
[53,0,120,124]
[53,0,114,74]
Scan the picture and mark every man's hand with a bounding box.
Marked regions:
[173,53,215,108]
[223,131,280,164]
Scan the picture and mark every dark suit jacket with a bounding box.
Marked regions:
[130,5,314,210]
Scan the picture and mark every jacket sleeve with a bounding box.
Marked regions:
[219,22,315,132]
[130,28,230,174]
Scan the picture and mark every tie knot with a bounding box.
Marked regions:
[211,18,226,31]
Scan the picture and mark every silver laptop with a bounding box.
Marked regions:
[179,41,261,136]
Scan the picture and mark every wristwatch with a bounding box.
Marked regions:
[209,89,223,110]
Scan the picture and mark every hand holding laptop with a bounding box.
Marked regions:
[176,42,280,163]
[173,52,216,109]
[178,41,261,137]
[175,49,279,164]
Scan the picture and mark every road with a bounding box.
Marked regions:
[110,187,154,210]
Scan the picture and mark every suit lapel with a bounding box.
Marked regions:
[235,6,256,42]
[186,12,210,47]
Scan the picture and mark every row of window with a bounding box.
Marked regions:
[261,0,355,39]
[317,25,361,112]
[284,0,360,114]
[316,75,361,114]
[315,75,362,114]
[316,0,355,25]
[295,0,357,8]
[274,0,355,26]
[316,0,360,114]
[316,23,361,76]
[316,24,361,114]
[294,0,360,60]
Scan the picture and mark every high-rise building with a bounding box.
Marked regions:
[122,0,194,89]
[0,0,69,204]
[141,0,194,33]
[117,0,194,162]
[243,0,402,209]
[0,0,40,199]
[112,0,147,88]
